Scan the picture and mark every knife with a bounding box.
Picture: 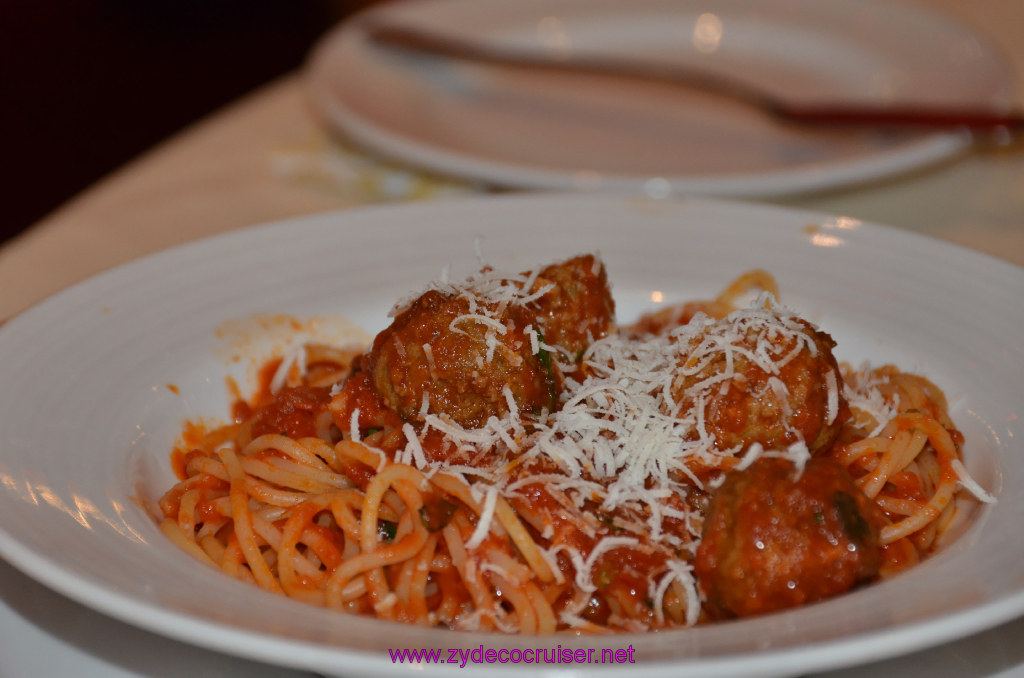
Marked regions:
[363,20,1024,131]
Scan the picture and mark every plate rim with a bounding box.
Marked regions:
[300,0,1009,197]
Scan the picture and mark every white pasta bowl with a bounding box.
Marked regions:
[0,193,1020,677]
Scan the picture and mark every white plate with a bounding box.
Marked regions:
[0,194,1023,678]
[304,0,1015,197]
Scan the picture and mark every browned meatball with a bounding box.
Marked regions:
[694,456,885,619]
[365,289,555,429]
[672,309,847,455]
[524,254,616,361]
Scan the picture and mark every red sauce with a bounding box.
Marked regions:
[330,371,404,439]
[158,473,228,518]
[249,385,331,440]
[599,546,668,622]
[170,422,213,479]
[340,459,376,492]
[196,498,225,523]
[886,470,927,501]
[303,523,346,570]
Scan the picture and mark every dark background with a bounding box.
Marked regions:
[2,0,375,246]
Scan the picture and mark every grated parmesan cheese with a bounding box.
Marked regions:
[952,458,997,504]
[269,344,307,393]
[464,486,499,550]
[373,264,913,623]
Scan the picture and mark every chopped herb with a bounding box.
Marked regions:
[600,515,623,532]
[535,329,552,370]
[534,328,558,409]
[378,520,397,541]
[593,564,615,590]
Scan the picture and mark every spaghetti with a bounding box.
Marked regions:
[158,256,993,632]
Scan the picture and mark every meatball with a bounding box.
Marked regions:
[365,254,615,429]
[694,455,885,619]
[525,254,616,361]
[672,308,847,455]
[365,289,554,429]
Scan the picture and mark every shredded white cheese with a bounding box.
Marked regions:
[464,485,499,550]
[374,265,955,625]
[952,458,997,503]
[269,344,307,393]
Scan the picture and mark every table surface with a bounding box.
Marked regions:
[2,0,1023,675]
